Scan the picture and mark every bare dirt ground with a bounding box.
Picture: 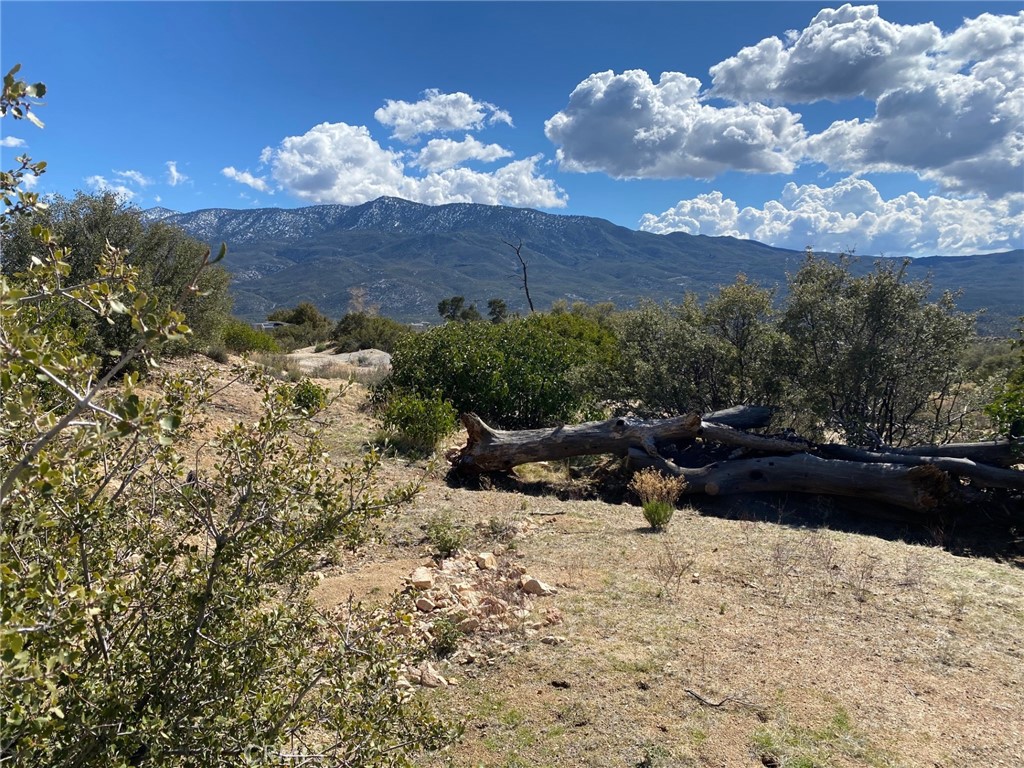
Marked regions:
[162,354,1024,768]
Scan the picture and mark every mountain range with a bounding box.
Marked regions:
[143,197,1023,335]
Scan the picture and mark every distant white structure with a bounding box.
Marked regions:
[251,321,291,331]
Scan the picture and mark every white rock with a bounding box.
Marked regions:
[418,662,447,688]
[520,576,557,596]
[476,552,497,570]
[409,567,434,590]
[415,597,435,612]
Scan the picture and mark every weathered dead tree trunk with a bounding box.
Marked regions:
[626,448,958,513]
[454,412,703,473]
[451,410,1024,514]
[889,440,1022,469]
[704,405,773,430]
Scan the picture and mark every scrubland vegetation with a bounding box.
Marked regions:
[3,66,1022,767]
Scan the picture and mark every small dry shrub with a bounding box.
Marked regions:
[646,541,695,599]
[629,468,686,531]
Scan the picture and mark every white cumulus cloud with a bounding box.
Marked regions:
[0,136,26,148]
[262,121,566,208]
[709,4,942,102]
[113,169,151,187]
[544,69,805,179]
[265,122,408,205]
[165,160,188,186]
[639,177,1024,257]
[85,175,136,200]
[221,166,272,193]
[404,156,565,208]
[803,72,1022,197]
[414,135,514,172]
[374,88,513,143]
[548,7,1023,201]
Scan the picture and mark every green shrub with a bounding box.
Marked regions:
[291,378,328,414]
[629,468,686,532]
[430,616,463,659]
[641,501,675,531]
[425,513,468,559]
[985,319,1024,442]
[222,318,280,353]
[206,345,229,364]
[333,312,410,353]
[2,191,232,372]
[268,301,334,350]
[379,393,457,455]
[383,312,616,430]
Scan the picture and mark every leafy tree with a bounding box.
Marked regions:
[437,295,482,323]
[609,296,734,416]
[1,66,457,767]
[702,274,789,408]
[487,297,509,324]
[1,192,232,370]
[780,252,975,447]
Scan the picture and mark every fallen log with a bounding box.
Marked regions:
[889,439,1022,469]
[816,444,1024,490]
[704,405,773,430]
[451,411,1023,513]
[454,412,702,473]
[454,412,810,473]
[627,449,958,513]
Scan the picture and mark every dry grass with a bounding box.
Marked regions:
[163,357,1024,768]
[628,467,687,505]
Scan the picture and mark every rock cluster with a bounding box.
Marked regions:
[396,551,561,688]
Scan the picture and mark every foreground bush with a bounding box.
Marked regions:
[0,66,458,767]
[1,191,232,373]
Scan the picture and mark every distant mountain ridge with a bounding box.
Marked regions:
[143,197,1023,334]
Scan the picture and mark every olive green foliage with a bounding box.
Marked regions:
[0,66,46,230]
[437,295,482,323]
[487,297,509,323]
[378,393,458,456]
[985,319,1024,441]
[221,317,280,353]
[781,252,975,447]
[267,301,334,349]
[640,501,675,531]
[0,68,458,767]
[385,311,617,429]
[425,512,469,559]
[609,276,786,416]
[332,311,410,353]
[1,192,232,373]
[430,616,463,658]
[290,378,329,414]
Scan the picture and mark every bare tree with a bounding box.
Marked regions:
[503,239,534,313]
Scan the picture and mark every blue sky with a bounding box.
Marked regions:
[2,1,1021,256]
